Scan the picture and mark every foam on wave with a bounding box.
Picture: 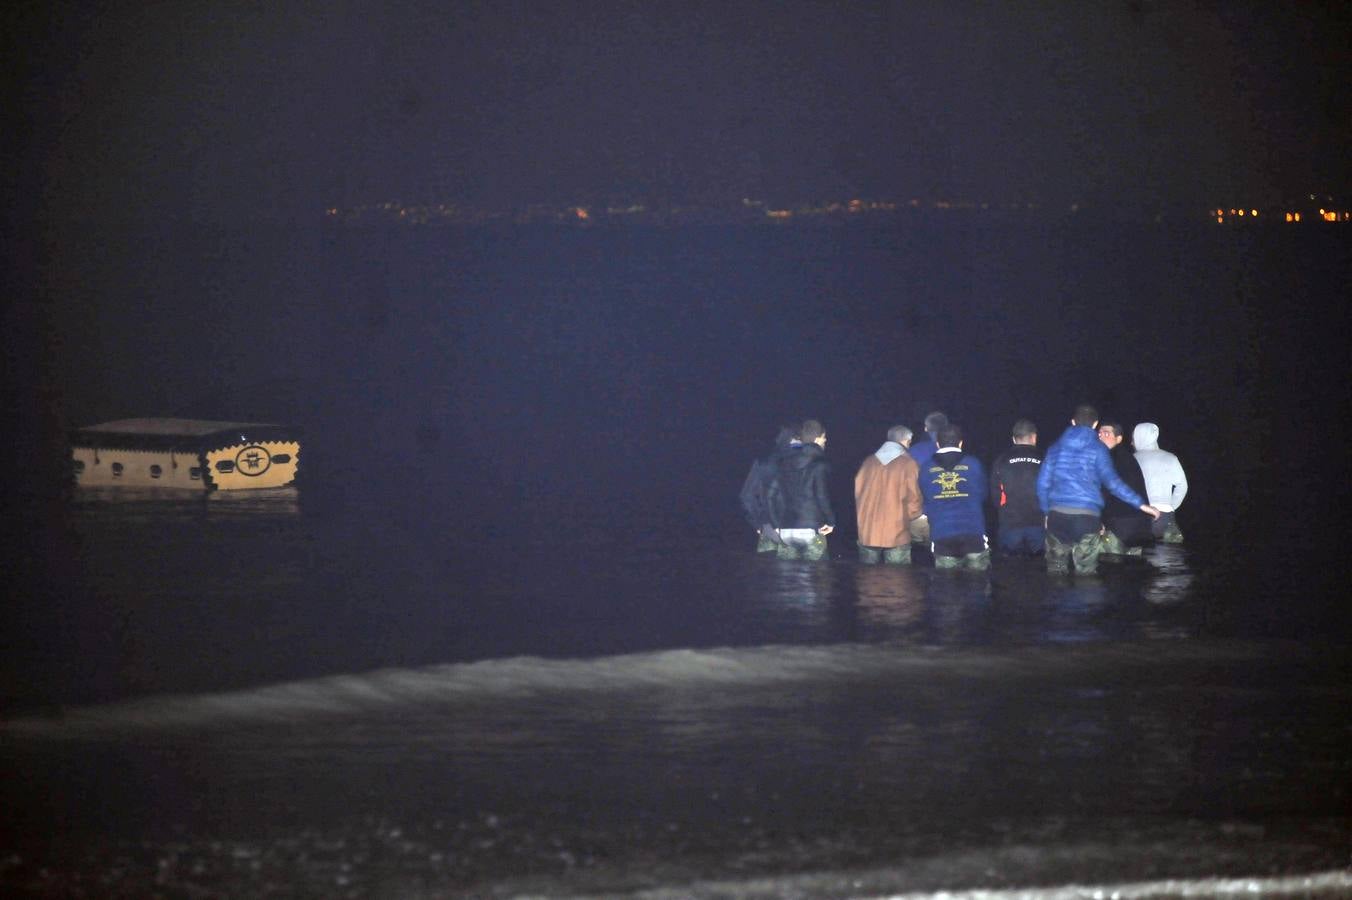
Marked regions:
[0,639,1298,738]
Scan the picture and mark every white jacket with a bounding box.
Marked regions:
[1132,423,1187,511]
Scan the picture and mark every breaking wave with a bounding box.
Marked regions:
[0,638,1319,738]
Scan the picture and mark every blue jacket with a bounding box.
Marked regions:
[918,449,988,540]
[909,436,938,470]
[1037,425,1145,514]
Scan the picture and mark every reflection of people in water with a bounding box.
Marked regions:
[767,419,835,561]
[853,565,925,630]
[923,569,994,643]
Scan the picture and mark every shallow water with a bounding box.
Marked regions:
[2,484,1350,897]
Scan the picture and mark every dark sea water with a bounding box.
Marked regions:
[3,221,1351,896]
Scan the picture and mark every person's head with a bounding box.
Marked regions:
[1132,422,1160,450]
[1072,404,1098,428]
[886,425,913,447]
[923,411,948,437]
[936,423,963,450]
[800,419,826,448]
[1011,418,1037,446]
[1097,421,1124,448]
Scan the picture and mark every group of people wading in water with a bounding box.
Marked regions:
[740,405,1188,576]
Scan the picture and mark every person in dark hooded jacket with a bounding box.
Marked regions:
[740,426,798,553]
[917,424,990,570]
[767,419,835,560]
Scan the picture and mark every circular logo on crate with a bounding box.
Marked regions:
[233,445,273,477]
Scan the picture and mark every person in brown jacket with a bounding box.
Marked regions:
[854,425,925,564]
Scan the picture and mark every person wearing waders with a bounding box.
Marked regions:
[917,424,991,570]
[1097,421,1154,559]
[989,418,1044,557]
[740,425,798,553]
[854,424,924,564]
[767,419,835,560]
[1132,422,1188,543]
[1037,404,1160,576]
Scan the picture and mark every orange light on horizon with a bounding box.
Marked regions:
[574,207,589,220]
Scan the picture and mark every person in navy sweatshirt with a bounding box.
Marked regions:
[907,410,947,547]
[917,423,990,570]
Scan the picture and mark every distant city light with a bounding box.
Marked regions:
[320,195,1344,227]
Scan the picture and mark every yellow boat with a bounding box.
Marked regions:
[70,419,301,491]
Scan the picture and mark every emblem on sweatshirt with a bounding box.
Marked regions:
[934,470,967,498]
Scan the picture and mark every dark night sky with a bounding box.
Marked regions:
[10,0,1350,224]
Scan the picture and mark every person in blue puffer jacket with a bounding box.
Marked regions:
[1036,404,1160,576]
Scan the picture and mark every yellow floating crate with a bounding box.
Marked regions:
[70,419,301,491]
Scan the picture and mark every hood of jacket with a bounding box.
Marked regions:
[932,448,965,471]
[874,441,905,465]
[1133,422,1160,450]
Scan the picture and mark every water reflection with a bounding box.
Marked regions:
[746,547,1205,649]
[1142,544,1194,606]
[760,557,841,628]
[852,565,925,631]
[72,486,301,520]
[923,571,994,644]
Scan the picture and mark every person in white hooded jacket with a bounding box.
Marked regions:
[1132,423,1187,543]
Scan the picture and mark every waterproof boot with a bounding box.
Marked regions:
[858,543,882,564]
[1045,533,1072,574]
[1099,529,1127,557]
[1071,530,1103,575]
[882,545,912,566]
[962,549,991,571]
[800,534,829,562]
[934,554,961,570]
[1163,518,1184,543]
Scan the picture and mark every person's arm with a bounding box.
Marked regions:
[1096,444,1145,508]
[813,463,835,533]
[1170,458,1188,509]
[1097,445,1160,518]
[739,461,764,529]
[904,464,924,523]
[989,457,1004,508]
